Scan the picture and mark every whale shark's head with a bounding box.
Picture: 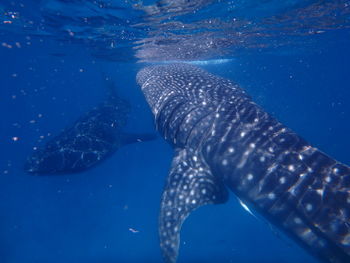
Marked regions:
[137,63,214,116]
[24,156,38,174]
[24,146,67,175]
[136,65,168,115]
[24,139,85,175]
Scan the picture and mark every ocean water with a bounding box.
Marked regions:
[0,1,349,263]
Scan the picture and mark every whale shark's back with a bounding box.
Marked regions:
[138,63,350,263]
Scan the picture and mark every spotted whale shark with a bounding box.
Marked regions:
[136,63,350,263]
[25,76,156,174]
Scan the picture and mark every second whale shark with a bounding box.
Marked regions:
[25,76,156,174]
[137,63,350,263]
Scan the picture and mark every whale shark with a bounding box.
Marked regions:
[136,63,350,263]
[25,76,156,174]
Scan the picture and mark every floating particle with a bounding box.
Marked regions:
[15,42,21,48]
[3,21,12,24]
[128,228,140,234]
[29,120,36,124]
[12,136,19,141]
[12,73,18,77]
[79,68,84,72]
[38,113,43,118]
[2,42,12,48]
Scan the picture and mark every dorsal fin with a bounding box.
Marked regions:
[159,148,228,263]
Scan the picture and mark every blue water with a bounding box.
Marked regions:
[0,1,349,262]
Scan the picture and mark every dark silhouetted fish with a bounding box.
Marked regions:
[25,77,156,174]
[136,63,350,263]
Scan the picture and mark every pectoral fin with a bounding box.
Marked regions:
[159,148,228,263]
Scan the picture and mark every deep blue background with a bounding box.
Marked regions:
[1,4,350,263]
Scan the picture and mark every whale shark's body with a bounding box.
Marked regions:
[137,63,350,263]
[25,78,156,174]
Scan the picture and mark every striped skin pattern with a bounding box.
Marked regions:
[136,63,350,263]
